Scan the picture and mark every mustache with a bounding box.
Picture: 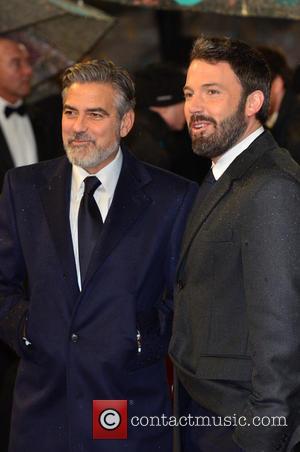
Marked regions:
[68,132,95,144]
[189,114,217,128]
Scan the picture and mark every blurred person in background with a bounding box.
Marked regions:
[257,45,300,164]
[0,36,62,189]
[125,62,210,183]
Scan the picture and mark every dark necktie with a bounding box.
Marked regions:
[197,168,217,204]
[4,104,27,118]
[78,176,103,284]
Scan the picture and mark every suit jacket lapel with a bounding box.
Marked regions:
[82,149,152,289]
[180,131,278,262]
[180,173,232,260]
[38,157,80,300]
[0,126,14,169]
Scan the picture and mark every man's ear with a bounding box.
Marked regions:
[120,110,135,138]
[245,90,264,118]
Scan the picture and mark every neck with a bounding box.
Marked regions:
[0,91,21,104]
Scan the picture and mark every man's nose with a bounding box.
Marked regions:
[72,115,88,133]
[186,93,205,114]
[22,61,33,78]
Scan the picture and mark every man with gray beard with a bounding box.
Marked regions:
[0,59,197,452]
[169,36,300,452]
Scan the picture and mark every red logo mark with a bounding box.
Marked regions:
[93,400,128,439]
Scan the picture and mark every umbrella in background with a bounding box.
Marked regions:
[93,0,300,20]
[1,0,115,98]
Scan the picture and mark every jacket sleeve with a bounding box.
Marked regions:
[150,180,198,366]
[233,175,300,451]
[126,179,198,372]
[0,171,28,355]
[162,181,198,314]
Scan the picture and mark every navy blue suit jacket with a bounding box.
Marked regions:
[0,103,64,452]
[0,148,197,452]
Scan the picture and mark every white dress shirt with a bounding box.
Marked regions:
[212,126,264,180]
[0,96,38,166]
[69,148,123,290]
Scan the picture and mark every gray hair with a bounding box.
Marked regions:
[62,59,135,118]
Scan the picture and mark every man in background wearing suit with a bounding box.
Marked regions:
[170,36,300,452]
[0,59,197,452]
[0,37,62,189]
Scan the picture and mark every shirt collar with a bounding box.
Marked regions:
[212,126,264,180]
[72,147,123,197]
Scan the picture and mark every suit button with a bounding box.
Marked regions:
[177,280,184,290]
[71,333,79,343]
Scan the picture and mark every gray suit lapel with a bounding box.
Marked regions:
[180,173,232,260]
[180,131,278,264]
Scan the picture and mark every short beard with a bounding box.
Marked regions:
[64,132,119,170]
[190,96,247,159]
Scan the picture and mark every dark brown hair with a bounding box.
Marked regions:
[191,36,271,123]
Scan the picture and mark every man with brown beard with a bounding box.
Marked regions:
[169,36,300,452]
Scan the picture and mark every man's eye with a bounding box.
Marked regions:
[184,92,192,99]
[207,89,220,95]
[63,110,75,116]
[89,112,104,119]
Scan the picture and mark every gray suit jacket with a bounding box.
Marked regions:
[170,131,300,451]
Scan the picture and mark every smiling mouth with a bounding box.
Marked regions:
[191,121,212,129]
[69,140,93,145]
[190,121,215,136]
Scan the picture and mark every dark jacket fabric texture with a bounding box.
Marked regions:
[170,131,300,452]
[0,101,64,452]
[0,148,197,452]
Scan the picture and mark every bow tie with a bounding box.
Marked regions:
[4,104,27,118]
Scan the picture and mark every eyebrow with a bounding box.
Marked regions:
[184,82,224,91]
[63,104,109,116]
[202,83,223,88]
